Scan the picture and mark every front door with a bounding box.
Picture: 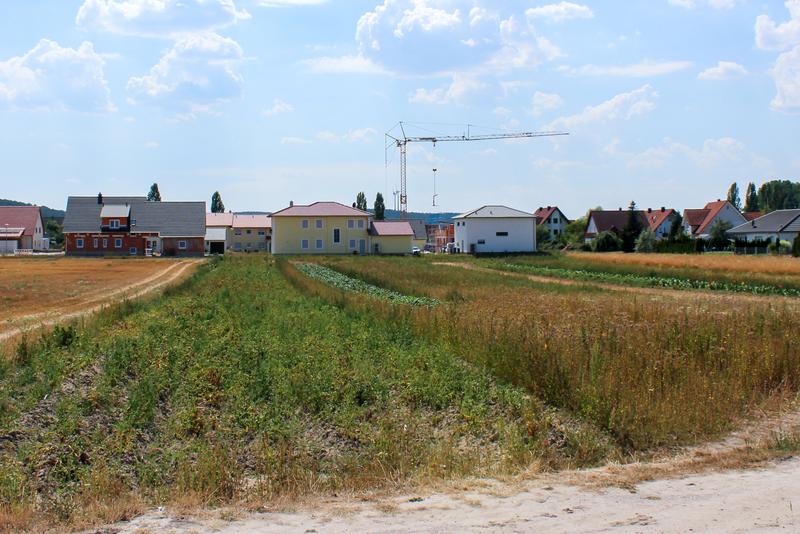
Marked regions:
[359,239,366,254]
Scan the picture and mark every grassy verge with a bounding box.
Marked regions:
[0,256,610,531]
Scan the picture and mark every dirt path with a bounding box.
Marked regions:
[434,261,800,306]
[0,259,201,344]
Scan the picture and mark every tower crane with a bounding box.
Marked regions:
[385,122,569,219]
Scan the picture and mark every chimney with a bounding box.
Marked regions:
[290,201,294,207]
[647,208,652,213]
[619,207,622,211]
[97,192,103,205]
[661,207,665,212]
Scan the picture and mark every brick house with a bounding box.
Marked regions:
[63,195,206,257]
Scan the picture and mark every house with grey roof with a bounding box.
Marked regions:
[453,205,537,254]
[728,209,800,244]
[63,194,206,257]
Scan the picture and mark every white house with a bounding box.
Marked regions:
[728,209,800,243]
[534,206,570,239]
[453,205,537,254]
[683,200,746,239]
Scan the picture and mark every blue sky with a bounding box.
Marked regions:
[1,0,798,218]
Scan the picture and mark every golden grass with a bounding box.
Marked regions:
[569,252,800,276]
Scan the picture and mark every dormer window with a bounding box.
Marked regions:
[110,219,120,229]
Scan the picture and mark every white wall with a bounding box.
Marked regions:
[454,217,536,253]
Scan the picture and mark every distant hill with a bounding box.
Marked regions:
[0,198,65,219]
[378,209,459,224]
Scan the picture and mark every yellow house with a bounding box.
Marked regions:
[370,221,414,255]
[271,202,371,254]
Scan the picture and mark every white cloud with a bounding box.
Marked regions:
[0,39,114,113]
[410,73,486,104]
[697,61,748,80]
[302,54,387,74]
[393,1,461,37]
[668,0,738,9]
[76,0,250,37]
[755,0,800,51]
[754,2,800,111]
[316,128,378,143]
[468,6,497,27]
[126,32,243,117]
[771,45,800,111]
[525,2,593,22]
[532,91,564,115]
[145,140,159,149]
[560,60,693,77]
[625,137,748,169]
[255,0,326,5]
[262,98,294,117]
[281,136,311,144]
[545,85,658,130]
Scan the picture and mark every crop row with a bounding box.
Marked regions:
[295,262,439,306]
[499,263,800,297]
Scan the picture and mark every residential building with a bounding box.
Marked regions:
[585,207,678,242]
[728,209,800,243]
[432,223,454,252]
[683,200,746,239]
[271,201,371,255]
[642,207,679,239]
[407,219,428,249]
[231,215,271,252]
[0,206,46,252]
[370,221,414,254]
[205,212,233,254]
[453,205,537,254]
[63,195,205,256]
[534,206,570,239]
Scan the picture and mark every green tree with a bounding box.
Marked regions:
[592,231,622,252]
[45,219,63,247]
[147,183,162,202]
[536,223,551,247]
[709,219,733,250]
[726,182,741,210]
[793,234,800,258]
[374,193,386,220]
[211,191,225,213]
[744,182,759,212]
[669,212,685,241]
[621,201,643,253]
[355,192,367,211]
[758,180,800,213]
[635,229,656,253]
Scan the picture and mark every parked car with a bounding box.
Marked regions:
[411,246,421,256]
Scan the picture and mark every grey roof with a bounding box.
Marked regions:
[728,209,800,235]
[454,205,535,219]
[64,196,206,237]
[407,219,427,240]
[100,204,131,218]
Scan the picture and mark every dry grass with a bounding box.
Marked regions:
[569,251,800,276]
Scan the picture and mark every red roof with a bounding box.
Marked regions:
[369,221,413,236]
[232,215,271,229]
[0,206,41,237]
[206,213,234,226]
[642,208,675,232]
[683,200,743,236]
[272,201,370,217]
[743,212,762,221]
[534,206,566,225]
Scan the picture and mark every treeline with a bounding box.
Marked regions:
[728,179,800,213]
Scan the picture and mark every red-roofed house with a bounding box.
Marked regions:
[642,207,679,239]
[271,201,371,254]
[682,200,746,239]
[534,206,570,239]
[0,206,46,253]
[585,207,678,242]
[369,221,413,254]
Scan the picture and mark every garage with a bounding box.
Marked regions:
[205,227,227,255]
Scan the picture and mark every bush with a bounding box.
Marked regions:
[635,229,656,253]
[654,238,698,254]
[694,238,706,253]
[794,234,800,257]
[592,231,622,252]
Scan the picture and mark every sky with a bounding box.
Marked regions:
[0,0,799,218]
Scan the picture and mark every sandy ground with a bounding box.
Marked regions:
[106,458,800,533]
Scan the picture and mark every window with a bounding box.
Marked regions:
[496,232,509,237]
[348,219,354,229]
[478,239,486,245]
[110,219,120,229]
[76,238,84,248]
[315,219,323,229]
[553,218,559,224]
[114,238,122,248]
[130,219,137,226]
[357,219,364,229]
[178,240,187,250]
[315,239,323,249]
[129,247,137,255]
[302,219,309,229]
[258,230,266,236]
[333,228,341,244]
[102,238,108,248]
[246,229,252,235]
[349,239,356,249]
[93,238,98,248]
[235,229,242,236]
[301,239,309,249]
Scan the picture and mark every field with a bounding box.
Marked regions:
[0,257,199,344]
[1,253,800,531]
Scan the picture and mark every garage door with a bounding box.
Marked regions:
[0,241,18,254]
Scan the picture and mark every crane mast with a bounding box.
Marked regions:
[386,122,569,218]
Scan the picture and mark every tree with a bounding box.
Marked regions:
[726,182,741,210]
[592,231,622,252]
[757,180,800,213]
[147,183,162,202]
[669,212,685,240]
[621,201,643,253]
[211,191,225,213]
[536,224,551,247]
[744,182,759,212]
[45,219,63,247]
[708,219,733,250]
[793,234,800,258]
[373,193,386,220]
[355,192,367,211]
[635,229,656,253]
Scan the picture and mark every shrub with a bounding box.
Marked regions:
[592,231,622,252]
[634,229,656,253]
[794,234,800,257]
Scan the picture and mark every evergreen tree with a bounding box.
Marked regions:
[757,180,800,213]
[355,192,367,211]
[669,212,684,240]
[744,182,759,212]
[793,234,800,258]
[147,183,162,202]
[374,193,386,220]
[726,182,741,210]
[211,191,225,213]
[621,201,643,253]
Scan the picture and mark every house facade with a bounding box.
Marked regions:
[431,223,454,252]
[0,206,46,252]
[728,209,800,243]
[231,215,271,252]
[642,207,679,239]
[370,221,414,254]
[534,206,570,239]
[585,207,677,242]
[271,202,371,254]
[63,195,205,257]
[453,205,537,254]
[683,200,746,239]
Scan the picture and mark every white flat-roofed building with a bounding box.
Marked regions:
[453,205,537,254]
